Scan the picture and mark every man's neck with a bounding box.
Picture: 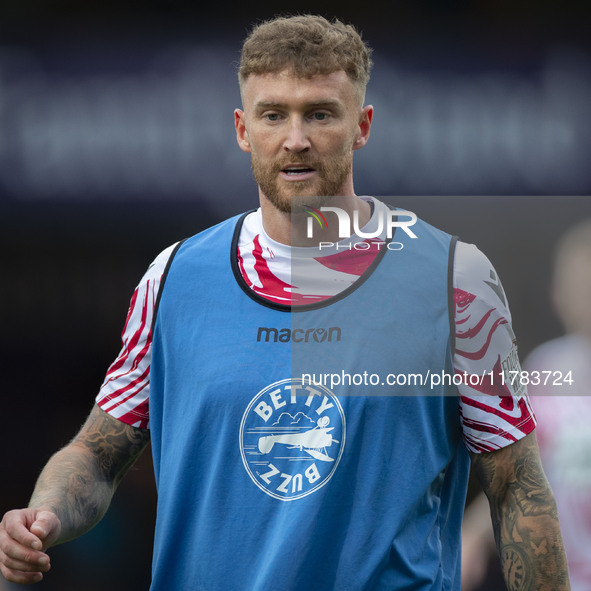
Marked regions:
[260,194,372,246]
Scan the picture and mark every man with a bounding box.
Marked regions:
[0,15,570,590]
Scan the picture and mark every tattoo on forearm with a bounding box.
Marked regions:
[502,544,531,591]
[29,406,150,542]
[472,433,570,591]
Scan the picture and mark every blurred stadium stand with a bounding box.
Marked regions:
[0,5,589,206]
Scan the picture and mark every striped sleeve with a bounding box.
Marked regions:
[95,243,177,429]
[453,241,536,453]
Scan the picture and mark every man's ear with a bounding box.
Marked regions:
[234,109,251,153]
[353,105,373,150]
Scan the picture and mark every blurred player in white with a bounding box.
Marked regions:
[524,218,591,590]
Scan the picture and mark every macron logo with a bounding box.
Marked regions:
[257,327,342,343]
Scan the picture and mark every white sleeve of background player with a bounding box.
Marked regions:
[454,241,536,453]
[95,243,178,429]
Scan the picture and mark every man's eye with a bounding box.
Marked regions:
[265,113,280,121]
[312,112,328,121]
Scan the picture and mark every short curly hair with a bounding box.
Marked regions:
[238,14,373,102]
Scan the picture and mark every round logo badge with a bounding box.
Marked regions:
[240,378,346,501]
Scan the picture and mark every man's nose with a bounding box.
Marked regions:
[283,117,311,153]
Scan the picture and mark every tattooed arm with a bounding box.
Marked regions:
[470,431,570,591]
[0,404,149,584]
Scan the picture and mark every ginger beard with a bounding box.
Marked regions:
[251,149,354,214]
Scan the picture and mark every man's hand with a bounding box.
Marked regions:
[0,507,61,584]
[0,404,150,585]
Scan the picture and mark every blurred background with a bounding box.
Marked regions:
[1,1,589,589]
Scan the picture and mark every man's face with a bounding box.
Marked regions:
[235,70,372,213]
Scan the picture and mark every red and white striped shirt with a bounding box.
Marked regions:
[96,198,536,452]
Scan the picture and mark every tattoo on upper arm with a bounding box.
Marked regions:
[471,448,496,491]
[508,451,557,519]
[76,405,150,484]
[472,433,558,520]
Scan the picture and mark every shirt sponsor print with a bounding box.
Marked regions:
[240,378,346,501]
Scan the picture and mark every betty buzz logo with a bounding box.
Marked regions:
[240,378,346,501]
